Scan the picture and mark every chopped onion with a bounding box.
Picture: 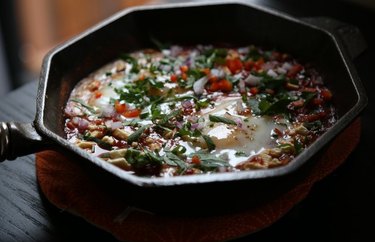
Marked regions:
[267,69,278,78]
[72,117,80,125]
[102,105,115,118]
[236,100,244,114]
[210,69,225,79]
[262,61,277,71]
[182,100,193,109]
[235,118,243,128]
[282,62,292,70]
[190,123,200,131]
[193,76,208,95]
[170,45,183,57]
[244,74,262,86]
[175,121,183,129]
[162,49,170,56]
[78,118,89,130]
[160,64,172,72]
[238,79,246,93]
[111,121,123,130]
[238,47,249,54]
[276,67,287,74]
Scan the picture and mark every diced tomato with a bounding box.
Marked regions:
[244,60,255,71]
[66,121,75,130]
[250,87,259,95]
[201,68,210,75]
[184,169,195,175]
[321,88,332,101]
[298,111,326,122]
[191,155,201,165]
[208,75,218,83]
[290,99,304,107]
[123,109,141,118]
[287,64,303,78]
[180,65,189,73]
[114,100,127,113]
[312,97,324,106]
[209,79,233,92]
[301,87,317,93]
[218,79,233,92]
[209,81,220,92]
[94,91,102,99]
[253,58,264,71]
[181,73,187,80]
[170,74,178,83]
[138,74,145,81]
[226,58,243,74]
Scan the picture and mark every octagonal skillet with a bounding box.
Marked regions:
[0,1,367,211]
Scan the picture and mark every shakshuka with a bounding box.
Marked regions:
[64,44,336,177]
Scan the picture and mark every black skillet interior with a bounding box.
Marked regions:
[38,2,364,214]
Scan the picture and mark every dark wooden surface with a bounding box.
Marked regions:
[1,0,375,241]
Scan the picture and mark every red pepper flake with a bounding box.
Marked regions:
[88,80,100,91]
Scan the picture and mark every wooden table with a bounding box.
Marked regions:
[1,0,375,241]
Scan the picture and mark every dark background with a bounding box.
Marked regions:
[0,0,374,241]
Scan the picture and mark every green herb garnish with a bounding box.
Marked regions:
[71,99,97,114]
[127,125,150,144]
[209,115,237,125]
[120,54,139,73]
[234,151,247,157]
[202,135,216,151]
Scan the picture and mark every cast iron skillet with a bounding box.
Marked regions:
[0,1,367,212]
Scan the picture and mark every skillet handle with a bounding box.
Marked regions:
[302,17,367,60]
[0,122,48,162]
